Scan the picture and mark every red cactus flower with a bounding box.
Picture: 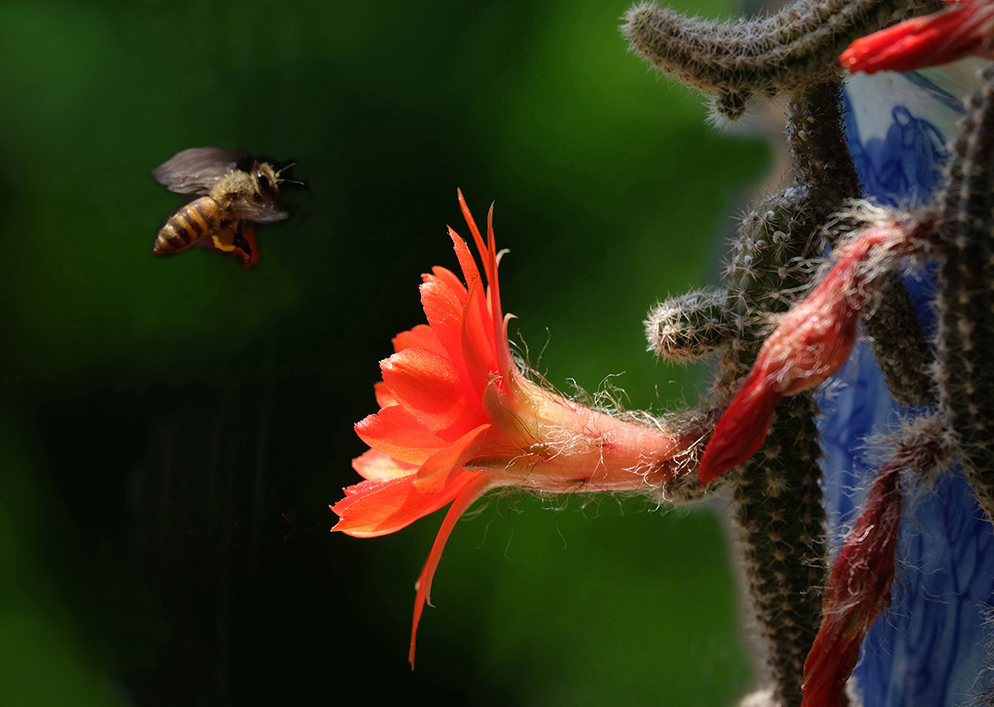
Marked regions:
[698,225,907,484]
[801,465,902,707]
[840,0,994,74]
[332,191,696,666]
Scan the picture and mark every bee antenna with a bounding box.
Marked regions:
[275,162,303,186]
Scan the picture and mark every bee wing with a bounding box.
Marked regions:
[231,202,289,224]
[151,147,247,195]
[250,206,289,224]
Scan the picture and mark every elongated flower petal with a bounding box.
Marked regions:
[840,0,994,74]
[331,471,478,538]
[410,473,491,668]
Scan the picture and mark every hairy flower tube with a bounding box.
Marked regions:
[801,463,902,707]
[698,218,924,484]
[332,192,700,666]
[840,0,994,74]
[801,414,947,707]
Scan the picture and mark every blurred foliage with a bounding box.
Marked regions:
[0,0,767,704]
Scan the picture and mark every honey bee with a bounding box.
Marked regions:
[151,147,297,268]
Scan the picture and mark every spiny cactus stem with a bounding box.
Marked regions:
[861,270,935,407]
[710,69,867,707]
[935,65,994,524]
[785,80,860,213]
[732,393,826,707]
[715,97,836,703]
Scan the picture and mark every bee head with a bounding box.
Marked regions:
[251,161,302,203]
[252,162,281,202]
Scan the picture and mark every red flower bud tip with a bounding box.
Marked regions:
[801,466,902,707]
[698,226,901,484]
[332,191,695,666]
[840,0,994,75]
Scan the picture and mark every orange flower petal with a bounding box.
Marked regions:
[460,277,500,397]
[411,424,493,494]
[458,189,489,276]
[449,224,484,294]
[485,206,516,379]
[352,448,418,481]
[421,269,472,372]
[428,265,467,302]
[331,470,480,538]
[392,324,445,356]
[355,405,446,465]
[381,347,484,438]
[373,381,396,409]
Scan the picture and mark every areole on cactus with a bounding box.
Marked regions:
[335,0,994,704]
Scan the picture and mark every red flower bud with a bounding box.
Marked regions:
[801,466,902,707]
[841,0,994,74]
[699,225,906,484]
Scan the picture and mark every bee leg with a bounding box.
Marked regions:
[209,219,257,268]
[232,228,252,258]
[232,223,259,269]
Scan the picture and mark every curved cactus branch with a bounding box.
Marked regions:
[623,0,943,119]
[645,287,735,361]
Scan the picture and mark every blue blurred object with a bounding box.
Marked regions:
[823,68,994,706]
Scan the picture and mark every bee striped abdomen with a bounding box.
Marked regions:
[153,197,219,254]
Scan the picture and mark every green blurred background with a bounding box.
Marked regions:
[0,0,769,704]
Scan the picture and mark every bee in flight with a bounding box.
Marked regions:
[151,147,298,268]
